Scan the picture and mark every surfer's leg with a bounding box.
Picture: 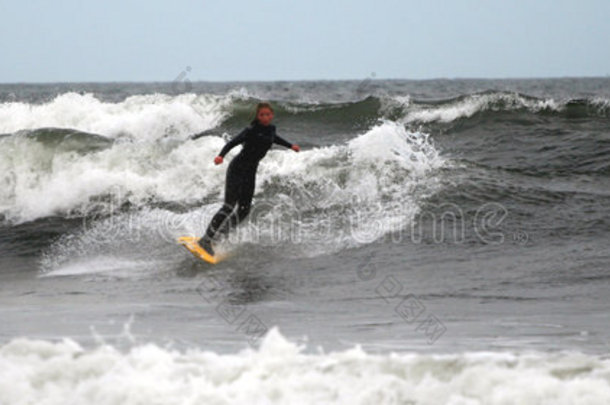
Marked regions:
[216,169,254,234]
[212,169,254,236]
[234,171,255,224]
[201,168,240,246]
[200,164,254,253]
[199,201,236,255]
[203,202,237,239]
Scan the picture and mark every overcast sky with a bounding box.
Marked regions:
[1,0,608,82]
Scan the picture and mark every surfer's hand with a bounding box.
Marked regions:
[214,156,223,165]
[291,144,300,152]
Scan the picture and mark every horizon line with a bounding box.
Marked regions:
[1,75,609,86]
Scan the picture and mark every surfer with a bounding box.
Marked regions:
[198,102,300,255]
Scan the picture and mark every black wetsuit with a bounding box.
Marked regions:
[203,122,293,241]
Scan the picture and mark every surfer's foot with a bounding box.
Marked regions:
[198,237,215,256]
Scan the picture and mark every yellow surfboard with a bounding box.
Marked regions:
[177,236,226,264]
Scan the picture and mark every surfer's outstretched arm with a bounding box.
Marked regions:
[273,128,300,151]
[218,127,249,157]
[273,134,293,148]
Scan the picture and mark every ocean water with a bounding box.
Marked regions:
[0,79,609,404]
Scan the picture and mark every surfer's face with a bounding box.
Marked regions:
[256,108,274,126]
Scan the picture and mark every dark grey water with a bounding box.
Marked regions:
[0,79,609,356]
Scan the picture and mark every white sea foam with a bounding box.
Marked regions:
[0,92,230,141]
[391,92,562,124]
[1,327,608,405]
[591,97,610,111]
[0,133,228,222]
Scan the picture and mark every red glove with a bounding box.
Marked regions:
[214,156,223,165]
[291,144,301,152]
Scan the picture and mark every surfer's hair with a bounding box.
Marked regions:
[250,102,274,125]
